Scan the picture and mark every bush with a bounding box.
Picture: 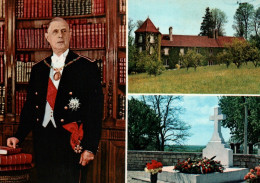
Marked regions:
[145,59,164,76]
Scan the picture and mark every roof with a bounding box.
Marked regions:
[135,18,161,34]
[161,34,245,48]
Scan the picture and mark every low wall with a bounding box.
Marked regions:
[127,151,260,170]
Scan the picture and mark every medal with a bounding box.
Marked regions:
[53,68,62,81]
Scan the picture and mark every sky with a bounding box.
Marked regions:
[128,95,231,146]
[128,0,260,36]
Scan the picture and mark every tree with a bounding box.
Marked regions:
[211,8,228,36]
[233,3,254,39]
[142,96,191,151]
[199,7,215,37]
[128,97,161,150]
[245,45,260,67]
[252,7,260,37]
[219,96,260,145]
[136,20,144,29]
[182,49,204,71]
[225,38,249,68]
[216,50,232,68]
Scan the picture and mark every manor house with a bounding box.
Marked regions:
[135,18,243,68]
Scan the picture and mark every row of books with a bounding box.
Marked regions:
[16,23,106,49]
[119,25,126,47]
[118,58,126,85]
[0,146,32,171]
[0,53,4,83]
[16,0,105,18]
[0,24,5,49]
[118,94,125,120]
[53,0,92,16]
[16,0,52,18]
[0,86,5,115]
[69,23,106,49]
[16,91,27,116]
[16,61,34,83]
[119,0,126,13]
[0,0,5,18]
[16,27,50,49]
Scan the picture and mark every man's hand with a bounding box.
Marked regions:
[7,137,19,148]
[79,150,94,166]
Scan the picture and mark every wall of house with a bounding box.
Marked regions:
[128,151,260,170]
[161,47,224,69]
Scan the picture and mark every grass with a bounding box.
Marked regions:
[128,63,260,94]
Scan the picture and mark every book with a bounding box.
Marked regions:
[0,164,32,171]
[0,146,22,155]
[0,153,32,165]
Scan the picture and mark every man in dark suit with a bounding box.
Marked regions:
[7,17,103,183]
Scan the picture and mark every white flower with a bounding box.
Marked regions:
[68,97,81,111]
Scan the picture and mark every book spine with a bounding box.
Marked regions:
[91,24,95,48]
[38,0,42,17]
[0,153,32,166]
[31,0,34,18]
[87,24,91,48]
[0,164,32,171]
[76,24,80,48]
[83,24,87,48]
[34,0,38,17]
[95,24,98,48]
[27,0,31,18]
[52,0,56,17]
[60,0,65,16]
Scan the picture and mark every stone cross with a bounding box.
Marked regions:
[203,107,233,167]
[209,107,226,143]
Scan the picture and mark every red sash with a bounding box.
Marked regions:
[46,78,57,110]
[63,122,84,153]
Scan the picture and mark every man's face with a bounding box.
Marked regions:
[45,20,70,55]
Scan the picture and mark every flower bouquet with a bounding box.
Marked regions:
[144,160,163,183]
[244,166,260,183]
[174,156,224,174]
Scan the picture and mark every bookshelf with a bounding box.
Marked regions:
[0,0,126,182]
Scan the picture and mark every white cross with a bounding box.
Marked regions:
[209,107,226,143]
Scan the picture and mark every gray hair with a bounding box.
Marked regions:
[47,17,69,32]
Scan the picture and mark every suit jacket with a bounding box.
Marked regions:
[15,50,104,154]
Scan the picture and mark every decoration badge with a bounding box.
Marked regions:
[68,97,80,111]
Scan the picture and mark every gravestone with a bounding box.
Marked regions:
[203,107,233,167]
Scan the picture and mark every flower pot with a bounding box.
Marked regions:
[150,173,158,183]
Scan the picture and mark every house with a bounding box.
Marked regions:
[135,18,244,68]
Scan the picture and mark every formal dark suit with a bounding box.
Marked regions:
[15,50,104,183]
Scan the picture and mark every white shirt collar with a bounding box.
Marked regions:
[51,49,69,68]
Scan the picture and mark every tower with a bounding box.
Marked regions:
[135,18,161,60]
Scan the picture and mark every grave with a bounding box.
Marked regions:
[202,107,233,167]
[128,107,249,183]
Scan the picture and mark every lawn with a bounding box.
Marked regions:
[128,63,260,94]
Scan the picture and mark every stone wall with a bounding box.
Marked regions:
[128,151,260,170]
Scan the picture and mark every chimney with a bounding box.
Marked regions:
[215,29,218,39]
[213,29,219,39]
[169,27,173,41]
[157,27,159,31]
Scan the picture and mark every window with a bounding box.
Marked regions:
[150,35,155,43]
[164,48,169,55]
[164,59,169,67]
[149,46,154,54]
[139,46,142,53]
[138,35,143,43]
[180,48,184,55]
